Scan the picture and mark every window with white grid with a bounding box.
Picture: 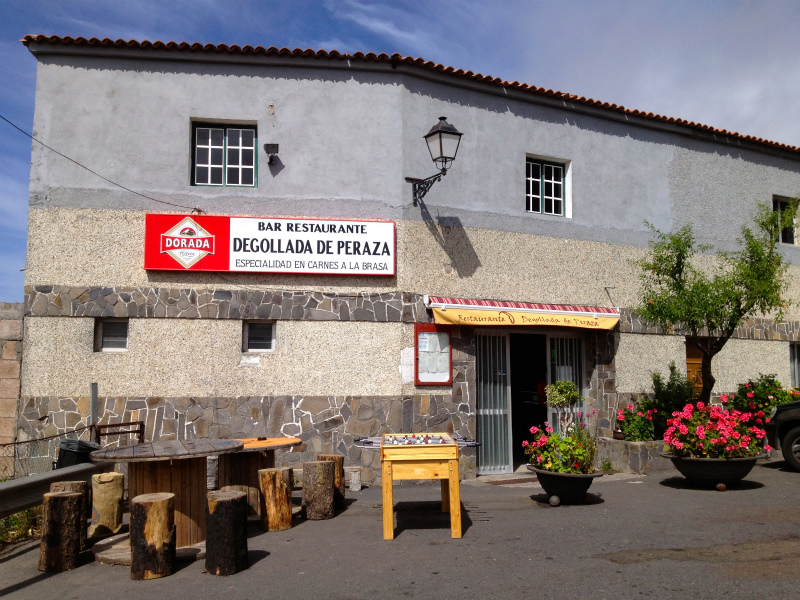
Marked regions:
[526,157,565,216]
[193,125,256,187]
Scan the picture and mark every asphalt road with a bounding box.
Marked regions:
[2,460,799,599]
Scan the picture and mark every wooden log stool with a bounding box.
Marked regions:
[88,471,124,539]
[130,493,176,580]
[205,490,249,576]
[302,461,335,520]
[317,454,346,508]
[38,491,83,572]
[258,467,293,532]
[50,481,90,551]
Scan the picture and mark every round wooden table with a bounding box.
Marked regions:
[91,439,243,547]
[218,437,301,515]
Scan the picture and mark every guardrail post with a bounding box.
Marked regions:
[90,383,99,443]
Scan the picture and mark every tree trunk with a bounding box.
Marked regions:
[699,352,716,405]
[88,471,124,538]
[317,454,345,509]
[302,461,335,520]
[258,467,293,532]
[130,493,176,580]
[205,490,249,576]
[38,492,83,572]
[50,481,89,550]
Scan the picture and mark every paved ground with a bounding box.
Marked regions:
[2,460,799,599]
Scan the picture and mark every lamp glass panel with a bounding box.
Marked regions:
[425,132,442,161]
[439,132,461,159]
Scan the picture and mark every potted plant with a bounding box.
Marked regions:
[523,403,601,504]
[616,404,657,442]
[662,402,770,487]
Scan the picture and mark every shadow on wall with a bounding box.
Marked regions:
[418,199,481,278]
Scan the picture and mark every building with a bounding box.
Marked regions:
[14,35,800,481]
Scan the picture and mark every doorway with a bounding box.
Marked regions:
[510,334,547,468]
[476,330,586,475]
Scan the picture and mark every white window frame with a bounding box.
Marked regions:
[94,318,129,352]
[193,124,257,187]
[791,343,800,388]
[242,321,275,353]
[526,154,572,218]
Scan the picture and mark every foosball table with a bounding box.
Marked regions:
[378,433,461,540]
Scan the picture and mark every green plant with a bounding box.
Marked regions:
[545,380,584,432]
[600,457,614,473]
[523,420,597,474]
[726,374,796,421]
[0,505,41,545]
[544,381,582,407]
[635,202,797,405]
[617,404,656,441]
[647,362,696,438]
[664,402,769,458]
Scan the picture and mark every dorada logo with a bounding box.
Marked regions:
[160,217,215,268]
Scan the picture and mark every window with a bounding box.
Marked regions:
[243,321,274,352]
[526,157,568,216]
[95,319,128,352]
[773,198,795,244]
[791,344,800,388]
[193,125,257,187]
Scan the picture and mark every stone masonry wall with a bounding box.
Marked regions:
[17,326,479,482]
[0,303,24,445]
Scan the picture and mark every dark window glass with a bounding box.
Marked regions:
[242,130,254,146]
[228,148,240,166]
[211,148,223,166]
[774,199,795,244]
[196,147,209,165]
[545,197,553,214]
[242,148,254,167]
[247,323,273,350]
[102,320,128,349]
[210,129,224,146]
[197,128,210,145]
[545,181,553,197]
[242,169,254,186]
[195,167,208,184]
[227,168,239,185]
[554,199,562,215]
[211,168,223,185]
[228,129,240,146]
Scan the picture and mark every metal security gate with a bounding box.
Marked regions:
[476,333,513,474]
[547,335,585,432]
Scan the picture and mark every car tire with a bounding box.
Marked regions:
[780,426,800,471]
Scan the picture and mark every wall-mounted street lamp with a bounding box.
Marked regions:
[405,117,463,206]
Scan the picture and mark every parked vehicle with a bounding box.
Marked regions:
[765,400,800,471]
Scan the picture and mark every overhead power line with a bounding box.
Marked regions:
[0,113,200,213]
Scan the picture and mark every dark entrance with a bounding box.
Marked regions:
[510,333,548,469]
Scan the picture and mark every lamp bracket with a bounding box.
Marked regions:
[406,170,446,207]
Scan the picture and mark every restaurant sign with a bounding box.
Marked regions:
[144,214,395,275]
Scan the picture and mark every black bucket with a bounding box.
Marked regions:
[55,438,101,469]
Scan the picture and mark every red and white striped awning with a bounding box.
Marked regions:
[424,296,620,329]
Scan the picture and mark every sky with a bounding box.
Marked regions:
[2,0,800,301]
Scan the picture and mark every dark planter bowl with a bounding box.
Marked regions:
[527,465,603,503]
[661,453,767,487]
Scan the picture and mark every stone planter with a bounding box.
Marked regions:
[661,453,766,487]
[527,465,602,503]
[596,437,672,474]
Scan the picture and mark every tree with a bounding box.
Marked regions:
[635,201,797,405]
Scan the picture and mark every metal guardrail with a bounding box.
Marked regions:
[0,462,113,519]
[0,421,144,481]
